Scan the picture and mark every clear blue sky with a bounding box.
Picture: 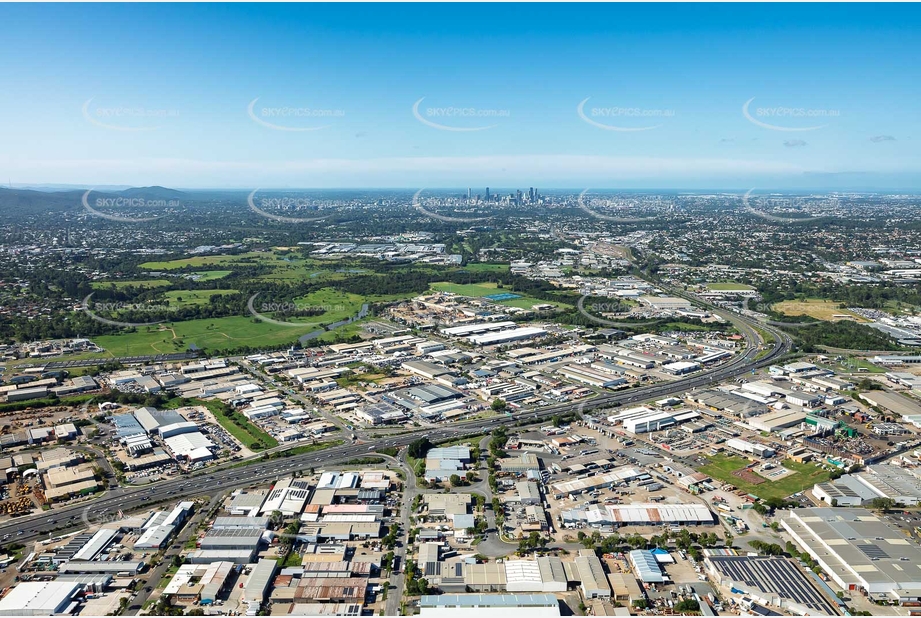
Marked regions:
[0,3,919,189]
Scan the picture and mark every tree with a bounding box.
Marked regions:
[491,398,507,412]
[408,437,433,459]
[674,599,700,612]
[870,497,895,512]
[450,474,463,487]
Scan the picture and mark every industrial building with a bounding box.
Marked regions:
[782,507,921,604]
[260,477,311,516]
[561,503,714,528]
[163,561,235,605]
[0,581,82,616]
[628,549,665,583]
[419,593,560,618]
[513,481,541,505]
[557,365,626,389]
[242,558,277,613]
[469,327,547,347]
[610,407,701,434]
[551,466,644,495]
[440,321,517,337]
[228,490,268,516]
[498,453,541,475]
[705,555,838,616]
[747,409,807,433]
[575,549,611,599]
[725,438,775,458]
[503,558,568,593]
[815,466,921,507]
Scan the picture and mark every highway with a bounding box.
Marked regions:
[0,293,791,544]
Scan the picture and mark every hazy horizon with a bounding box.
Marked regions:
[2,3,920,189]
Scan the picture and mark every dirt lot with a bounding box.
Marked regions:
[772,299,869,322]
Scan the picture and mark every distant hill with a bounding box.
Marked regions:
[118,186,186,200]
[0,186,188,218]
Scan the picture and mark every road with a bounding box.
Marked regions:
[127,493,224,614]
[0,293,790,545]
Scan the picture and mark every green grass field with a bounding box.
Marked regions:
[707,282,755,291]
[92,316,327,355]
[772,299,868,323]
[161,289,239,308]
[430,281,571,309]
[699,454,831,500]
[139,252,276,270]
[91,279,173,290]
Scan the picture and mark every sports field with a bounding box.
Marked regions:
[772,299,868,322]
[699,454,831,500]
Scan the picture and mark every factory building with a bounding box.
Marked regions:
[628,549,665,583]
[469,327,547,347]
[561,503,713,528]
[782,507,921,604]
[609,407,700,434]
[420,593,560,618]
[575,550,611,599]
[557,365,626,389]
[0,581,82,616]
[725,438,775,458]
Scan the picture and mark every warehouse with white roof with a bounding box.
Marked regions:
[469,327,547,347]
[0,581,82,616]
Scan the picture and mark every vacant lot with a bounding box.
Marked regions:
[707,282,754,291]
[699,454,831,501]
[773,299,869,322]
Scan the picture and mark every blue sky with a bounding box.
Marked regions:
[0,3,919,189]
